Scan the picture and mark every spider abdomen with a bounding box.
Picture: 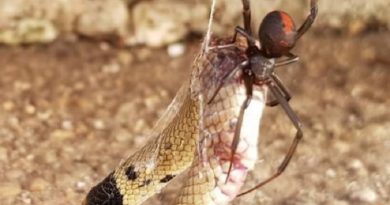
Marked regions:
[259,11,297,58]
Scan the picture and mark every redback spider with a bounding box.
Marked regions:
[207,0,318,196]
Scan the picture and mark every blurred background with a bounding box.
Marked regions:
[0,0,389,205]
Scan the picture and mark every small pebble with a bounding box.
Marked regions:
[9,116,20,126]
[20,191,32,204]
[37,110,52,121]
[348,20,366,35]
[25,104,36,115]
[350,187,378,203]
[349,159,364,170]
[62,120,73,130]
[14,81,31,91]
[50,129,74,140]
[348,158,368,176]
[93,119,105,130]
[3,101,15,111]
[117,51,133,65]
[325,168,337,178]
[74,82,85,90]
[26,154,34,161]
[167,43,185,58]
[99,42,111,51]
[74,181,87,192]
[29,178,50,192]
[102,62,121,74]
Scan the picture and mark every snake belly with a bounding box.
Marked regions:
[84,41,266,205]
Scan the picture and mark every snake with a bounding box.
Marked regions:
[83,39,267,205]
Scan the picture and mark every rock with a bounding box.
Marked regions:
[29,178,50,192]
[101,62,121,74]
[325,168,337,178]
[315,0,390,31]
[2,101,15,111]
[348,159,364,170]
[20,191,32,204]
[348,158,368,177]
[92,119,105,130]
[74,181,87,193]
[37,110,52,121]
[167,43,186,58]
[0,182,22,199]
[350,187,378,203]
[3,19,57,45]
[117,51,134,66]
[75,0,128,38]
[0,0,59,45]
[50,129,74,140]
[61,120,73,130]
[0,0,390,45]
[99,42,111,51]
[348,19,366,35]
[24,104,36,115]
[0,0,127,44]
[128,1,207,47]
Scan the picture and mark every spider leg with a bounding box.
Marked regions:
[234,26,257,45]
[241,0,252,36]
[275,53,299,67]
[266,73,292,106]
[266,92,279,107]
[225,68,254,183]
[208,26,257,51]
[296,0,318,41]
[267,53,298,106]
[211,0,256,50]
[238,79,303,197]
[207,60,249,104]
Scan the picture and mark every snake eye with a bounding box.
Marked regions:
[258,11,297,58]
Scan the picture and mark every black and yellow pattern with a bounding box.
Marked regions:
[84,44,247,205]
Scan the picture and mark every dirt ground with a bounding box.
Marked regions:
[0,31,389,205]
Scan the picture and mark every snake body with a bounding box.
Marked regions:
[84,41,267,205]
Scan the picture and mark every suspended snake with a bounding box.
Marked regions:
[83,37,267,205]
[83,0,318,202]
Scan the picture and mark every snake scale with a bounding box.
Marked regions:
[83,39,267,205]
